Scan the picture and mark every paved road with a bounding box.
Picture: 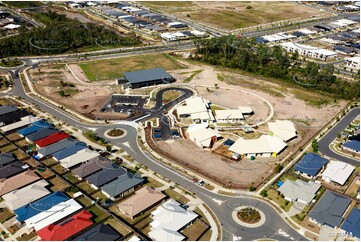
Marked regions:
[318,107,360,166]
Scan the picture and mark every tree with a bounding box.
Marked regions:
[106,145,112,152]
[274,164,283,173]
[312,139,319,153]
[249,185,256,191]
[260,190,268,197]
[59,90,65,97]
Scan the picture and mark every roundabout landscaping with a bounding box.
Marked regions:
[232,206,266,228]
[0,59,24,68]
[104,128,127,139]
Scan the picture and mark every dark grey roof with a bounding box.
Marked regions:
[0,161,26,179]
[71,223,120,241]
[309,191,352,227]
[25,127,59,142]
[37,138,78,157]
[0,153,16,167]
[86,166,127,188]
[0,105,18,116]
[102,172,144,198]
[72,156,114,178]
[124,68,173,84]
[0,110,29,126]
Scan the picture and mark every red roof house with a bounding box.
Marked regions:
[35,132,70,148]
[36,210,93,241]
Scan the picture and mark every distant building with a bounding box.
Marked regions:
[344,56,360,69]
[176,96,214,124]
[280,42,337,61]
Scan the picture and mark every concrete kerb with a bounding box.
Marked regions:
[104,129,127,139]
[0,60,26,69]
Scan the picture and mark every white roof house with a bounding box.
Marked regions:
[3,180,50,211]
[330,19,357,27]
[344,56,360,70]
[229,135,287,158]
[277,179,321,204]
[298,28,317,35]
[280,42,337,60]
[238,106,253,114]
[177,96,214,123]
[267,120,297,142]
[149,199,198,241]
[160,33,177,41]
[215,109,244,123]
[0,116,40,133]
[186,124,220,148]
[25,199,82,231]
[321,160,355,185]
[4,24,21,30]
[60,148,99,169]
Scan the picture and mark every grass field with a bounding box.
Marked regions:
[79,53,184,82]
[140,1,325,30]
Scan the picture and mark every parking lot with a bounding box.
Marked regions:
[101,95,148,114]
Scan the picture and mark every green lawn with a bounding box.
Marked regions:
[144,177,164,189]
[104,217,131,237]
[267,189,292,212]
[79,53,184,82]
[87,205,109,222]
[63,172,80,184]
[0,208,15,223]
[77,181,96,194]
[164,188,190,205]
[76,196,94,207]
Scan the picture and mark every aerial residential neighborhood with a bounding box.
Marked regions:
[0,0,359,242]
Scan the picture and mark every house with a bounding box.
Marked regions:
[0,161,28,179]
[186,124,220,148]
[229,135,287,158]
[25,198,82,231]
[342,140,360,153]
[277,179,321,204]
[117,186,166,219]
[341,208,360,239]
[34,131,70,148]
[0,109,29,127]
[86,166,127,189]
[52,143,87,161]
[36,138,78,159]
[280,42,338,60]
[59,148,99,169]
[17,120,52,137]
[71,223,120,241]
[215,109,245,123]
[176,96,215,124]
[2,180,50,211]
[101,172,144,200]
[0,105,17,116]
[37,210,93,241]
[116,68,175,89]
[14,191,68,222]
[0,115,40,133]
[0,170,40,196]
[72,156,113,179]
[25,127,59,143]
[309,191,351,228]
[294,153,329,178]
[149,199,198,241]
[267,120,297,142]
[167,21,188,29]
[333,45,356,55]
[0,152,16,167]
[321,160,355,185]
[344,56,360,69]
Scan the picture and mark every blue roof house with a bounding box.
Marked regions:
[294,153,329,178]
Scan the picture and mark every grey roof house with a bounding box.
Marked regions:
[25,127,59,142]
[0,152,16,167]
[0,105,18,116]
[86,166,127,188]
[0,161,27,179]
[102,172,144,200]
[277,179,321,204]
[36,138,78,159]
[72,156,113,179]
[71,223,120,241]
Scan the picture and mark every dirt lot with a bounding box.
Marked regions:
[141,1,328,30]
[30,64,127,120]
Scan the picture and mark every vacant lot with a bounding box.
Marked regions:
[141,1,326,30]
[79,53,184,82]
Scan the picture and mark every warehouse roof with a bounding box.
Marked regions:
[86,166,127,188]
[72,156,112,178]
[277,179,321,204]
[294,153,329,177]
[0,152,16,167]
[17,120,52,136]
[310,191,351,227]
[35,132,70,148]
[102,172,144,198]
[36,138,78,158]
[0,170,40,196]
[0,115,40,133]
[15,191,68,222]
[229,135,287,155]
[267,120,297,142]
[52,143,87,161]
[72,223,120,241]
[59,148,99,169]
[321,160,355,185]
[0,161,27,179]
[341,208,360,239]
[124,68,173,84]
[25,127,59,142]
[37,210,93,241]
[3,180,50,211]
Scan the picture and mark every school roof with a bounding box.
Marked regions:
[36,210,93,241]
[52,143,87,161]
[117,186,166,217]
[294,153,329,177]
[3,180,50,211]
[101,172,144,198]
[0,109,29,126]
[72,223,120,241]
[0,105,17,116]
[309,191,351,227]
[36,138,78,158]
[0,161,26,179]
[215,109,244,121]
[59,148,100,169]
[343,140,360,152]
[14,191,69,222]
[177,97,211,118]
[0,152,16,167]
[341,208,360,239]
[0,170,40,196]
[35,131,70,148]
[149,199,198,241]
[72,156,113,178]
[229,135,287,155]
[25,127,59,142]
[123,68,173,84]
[267,120,297,142]
[25,198,82,231]
[321,160,355,185]
[17,120,52,136]
[277,179,321,204]
[0,115,40,133]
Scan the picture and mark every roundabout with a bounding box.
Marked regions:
[104,128,127,139]
[232,206,266,228]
